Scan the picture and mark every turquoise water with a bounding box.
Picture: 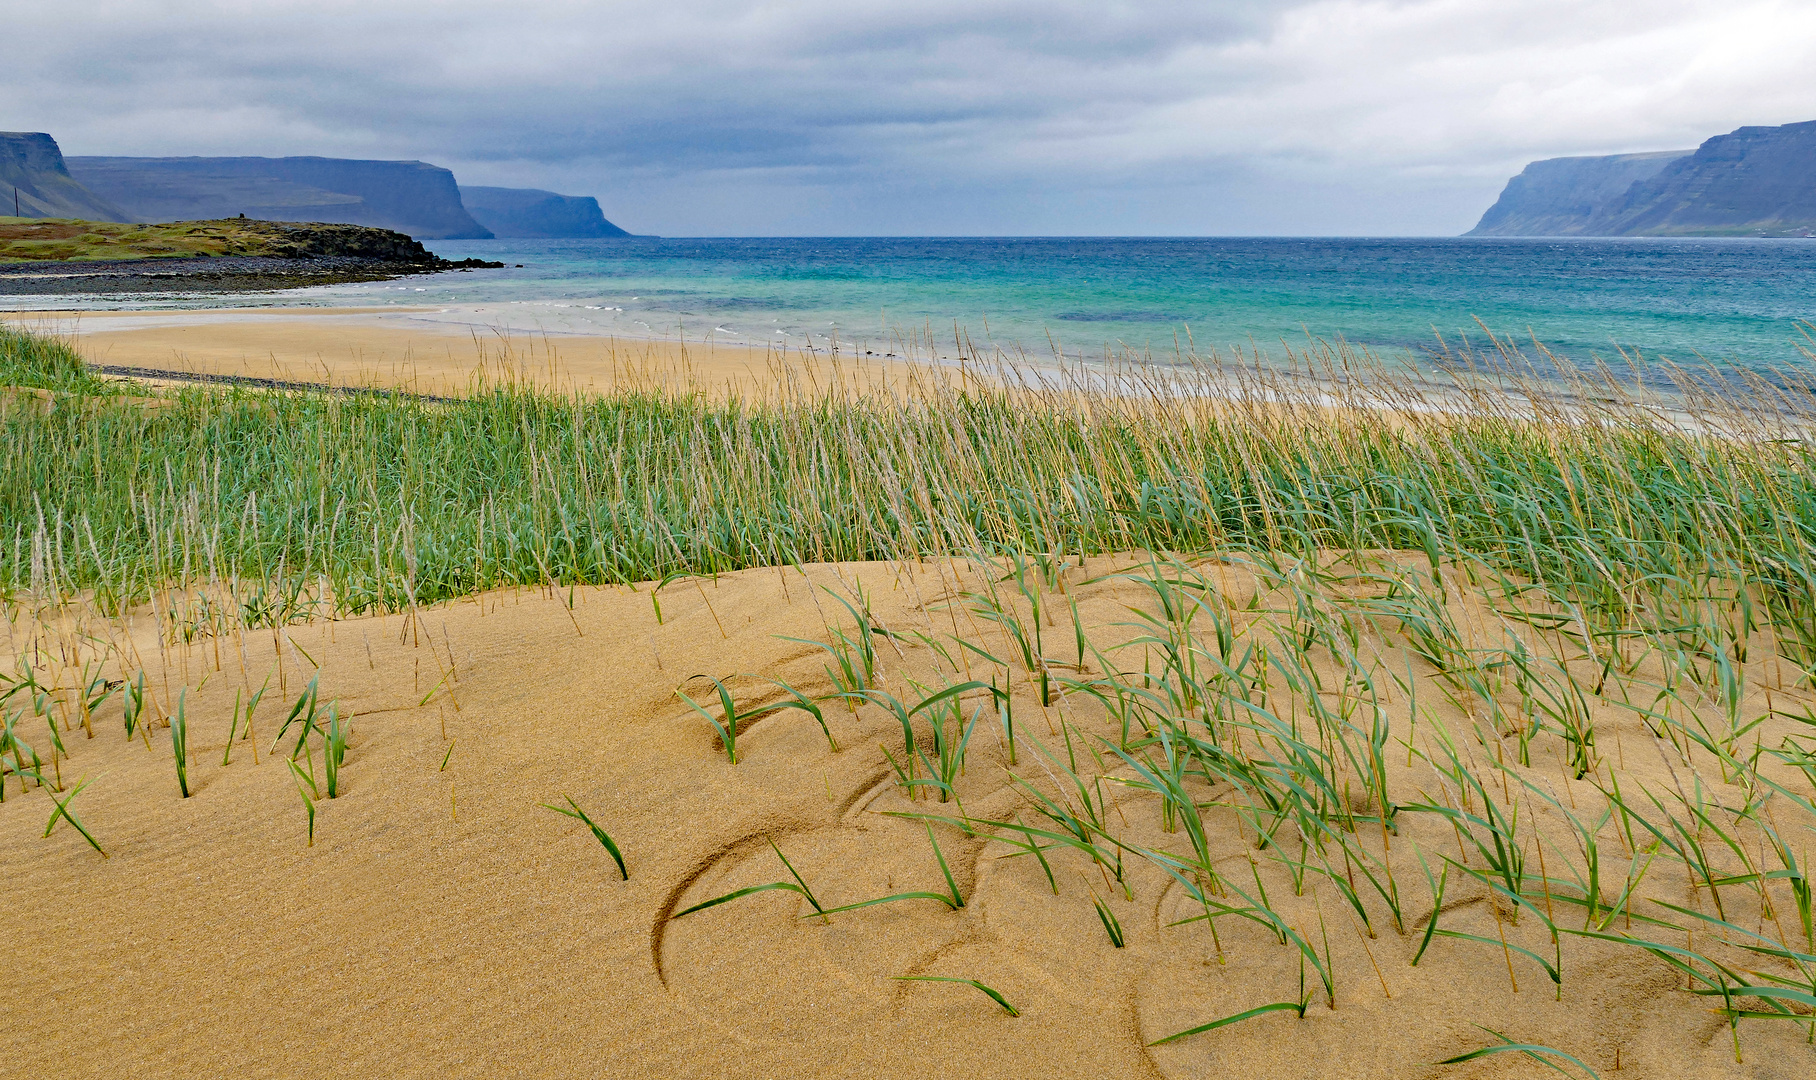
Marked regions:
[414,236,1816,375]
[26,236,1816,375]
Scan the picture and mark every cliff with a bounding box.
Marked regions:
[65,156,493,239]
[0,132,131,222]
[1468,119,1816,237]
[1595,120,1816,236]
[1466,151,1689,236]
[459,186,631,238]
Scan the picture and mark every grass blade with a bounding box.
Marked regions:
[1148,1001,1304,1046]
[675,881,808,918]
[540,794,628,879]
[813,891,962,916]
[286,759,316,846]
[768,838,824,915]
[1437,1027,1599,1078]
[1093,895,1126,948]
[892,975,1020,1016]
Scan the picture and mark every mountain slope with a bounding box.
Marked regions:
[1467,119,1816,237]
[65,156,492,239]
[1465,151,1689,236]
[1595,120,1816,236]
[0,132,131,222]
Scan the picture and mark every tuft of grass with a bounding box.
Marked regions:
[169,690,190,798]
[1092,893,1126,948]
[269,676,321,757]
[322,705,347,798]
[676,675,835,763]
[0,323,121,395]
[675,677,752,764]
[287,759,317,846]
[42,774,105,857]
[122,673,145,741]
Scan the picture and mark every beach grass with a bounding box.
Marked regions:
[4,321,1816,1071]
[3,324,1812,654]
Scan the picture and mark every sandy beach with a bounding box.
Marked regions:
[2,307,937,399]
[2,311,1813,1080]
[10,555,1810,1079]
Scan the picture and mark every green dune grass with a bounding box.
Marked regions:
[5,321,1816,1067]
[1,323,1812,676]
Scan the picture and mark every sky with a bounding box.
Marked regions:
[7,1,1816,236]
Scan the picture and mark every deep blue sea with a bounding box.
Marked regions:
[24,236,1816,376]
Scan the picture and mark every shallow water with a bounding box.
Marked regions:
[12,236,1816,376]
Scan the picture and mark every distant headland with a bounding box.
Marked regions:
[1469,118,1816,237]
[2,131,634,241]
[0,216,505,295]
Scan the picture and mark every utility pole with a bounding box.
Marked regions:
[12,186,18,218]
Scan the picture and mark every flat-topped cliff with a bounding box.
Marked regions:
[65,156,493,239]
[1595,120,1816,235]
[458,186,631,238]
[1468,119,1816,237]
[1,132,131,222]
[1466,151,1690,236]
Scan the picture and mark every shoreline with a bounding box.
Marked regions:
[5,304,1809,444]
[1,305,950,399]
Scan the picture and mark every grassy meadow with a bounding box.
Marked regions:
[3,319,1816,1075]
[0,216,376,262]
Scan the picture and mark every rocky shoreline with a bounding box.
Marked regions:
[0,253,503,296]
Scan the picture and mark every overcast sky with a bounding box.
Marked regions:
[7,1,1815,235]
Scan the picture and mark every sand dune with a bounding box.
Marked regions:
[6,553,1811,1079]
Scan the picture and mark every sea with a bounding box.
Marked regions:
[17,236,1816,380]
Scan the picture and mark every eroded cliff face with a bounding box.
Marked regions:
[1466,151,1689,236]
[0,133,131,222]
[1468,119,1816,237]
[1596,120,1816,236]
[64,156,493,239]
[458,186,631,238]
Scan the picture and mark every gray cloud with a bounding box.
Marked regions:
[7,1,1815,234]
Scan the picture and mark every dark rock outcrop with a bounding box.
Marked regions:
[66,156,493,239]
[0,132,131,222]
[458,186,631,238]
[1468,119,1816,237]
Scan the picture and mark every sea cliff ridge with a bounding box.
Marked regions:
[1468,118,1816,237]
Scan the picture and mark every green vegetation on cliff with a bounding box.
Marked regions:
[0,217,440,264]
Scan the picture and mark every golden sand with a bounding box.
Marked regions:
[4,307,939,400]
[5,555,1809,1079]
[1,307,1809,1077]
